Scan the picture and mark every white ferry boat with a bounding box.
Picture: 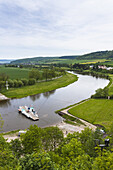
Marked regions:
[18,106,39,121]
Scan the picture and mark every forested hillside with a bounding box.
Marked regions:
[77,50,113,60]
[11,50,113,65]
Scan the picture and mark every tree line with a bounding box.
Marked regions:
[1,124,113,169]
[0,68,66,90]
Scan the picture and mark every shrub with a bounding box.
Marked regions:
[8,79,14,88]
[18,80,24,87]
[13,80,18,88]
[28,78,36,85]
[21,79,28,86]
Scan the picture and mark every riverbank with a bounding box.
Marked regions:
[3,118,95,142]
[68,99,113,130]
[0,93,9,101]
[1,73,78,98]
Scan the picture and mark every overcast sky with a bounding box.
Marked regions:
[0,0,113,59]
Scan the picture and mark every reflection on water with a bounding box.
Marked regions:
[0,100,11,108]
[29,90,56,101]
[29,93,41,101]
[43,90,56,98]
[0,72,109,132]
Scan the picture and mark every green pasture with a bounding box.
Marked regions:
[108,74,113,96]
[81,59,110,64]
[37,58,109,65]
[102,60,113,66]
[0,66,29,79]
[2,73,78,98]
[69,99,113,129]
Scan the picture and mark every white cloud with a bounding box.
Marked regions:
[0,0,113,58]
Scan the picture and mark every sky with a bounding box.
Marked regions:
[0,0,113,59]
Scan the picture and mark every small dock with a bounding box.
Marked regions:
[0,93,9,101]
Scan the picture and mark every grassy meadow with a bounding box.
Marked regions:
[67,74,113,130]
[69,99,113,130]
[2,73,78,98]
[0,65,29,79]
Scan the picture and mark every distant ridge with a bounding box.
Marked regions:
[11,50,113,64]
[77,50,113,60]
[0,59,13,64]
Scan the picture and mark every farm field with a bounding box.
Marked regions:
[44,59,109,65]
[69,99,113,130]
[0,66,29,79]
[102,60,113,66]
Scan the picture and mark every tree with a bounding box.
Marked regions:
[61,138,84,160]
[28,78,36,85]
[19,151,56,170]
[92,87,108,98]
[42,126,64,151]
[20,125,44,154]
[0,73,9,81]
[8,79,14,88]
[0,81,5,90]
[29,69,40,81]
[21,78,28,86]
[10,139,23,158]
[13,80,18,88]
[93,151,113,169]
[42,69,49,81]
[18,80,24,87]
[79,128,96,157]
[0,135,18,169]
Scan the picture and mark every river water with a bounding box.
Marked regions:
[0,72,109,132]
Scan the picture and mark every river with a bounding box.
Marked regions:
[0,72,109,132]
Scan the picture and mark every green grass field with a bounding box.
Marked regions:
[2,73,78,98]
[108,74,113,96]
[69,99,113,129]
[0,66,29,79]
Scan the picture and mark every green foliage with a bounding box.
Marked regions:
[79,128,97,157]
[0,72,9,81]
[43,126,64,151]
[0,135,18,169]
[0,81,5,89]
[21,78,28,86]
[29,69,40,80]
[28,78,36,85]
[21,125,43,154]
[21,125,64,154]
[2,73,77,98]
[8,79,14,87]
[1,126,113,169]
[18,80,24,87]
[93,151,113,170]
[19,152,56,170]
[61,138,84,160]
[10,139,23,158]
[13,79,18,87]
[92,87,109,98]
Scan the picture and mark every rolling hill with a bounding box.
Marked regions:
[10,50,113,65]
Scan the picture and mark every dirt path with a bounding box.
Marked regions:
[56,100,96,136]
[4,133,19,142]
